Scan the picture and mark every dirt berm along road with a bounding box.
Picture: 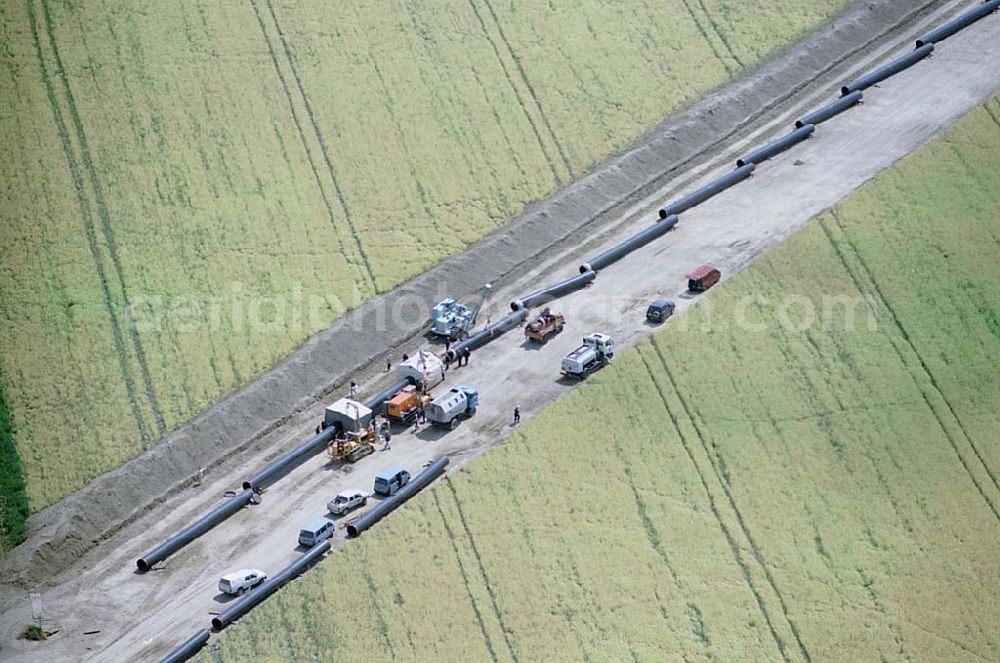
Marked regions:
[3,1,1000,660]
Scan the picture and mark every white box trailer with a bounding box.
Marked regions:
[324,398,372,432]
[397,350,446,390]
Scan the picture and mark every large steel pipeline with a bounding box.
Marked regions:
[509,270,597,311]
[347,456,450,537]
[488,307,530,335]
[736,124,814,169]
[916,0,1000,47]
[157,629,210,663]
[840,43,934,96]
[795,91,862,128]
[211,540,331,631]
[136,490,253,572]
[365,378,412,414]
[242,427,336,493]
[657,164,755,219]
[577,215,679,275]
[447,308,528,361]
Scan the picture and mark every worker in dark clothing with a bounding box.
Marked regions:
[445,338,451,353]
[382,428,391,451]
[513,406,521,425]
[349,379,357,397]
[461,347,471,366]
[385,353,392,372]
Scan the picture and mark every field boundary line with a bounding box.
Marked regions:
[635,348,793,662]
[261,0,378,292]
[464,0,568,184]
[478,0,574,176]
[445,477,521,663]
[821,211,1000,520]
[430,491,504,663]
[38,0,165,437]
[646,341,814,663]
[25,0,150,444]
[247,0,356,277]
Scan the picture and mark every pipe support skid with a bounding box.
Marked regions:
[657,164,755,219]
[137,490,253,572]
[158,629,210,663]
[448,308,528,361]
[916,0,999,47]
[212,540,331,630]
[510,270,597,311]
[243,427,336,493]
[578,215,678,274]
[736,124,814,168]
[347,456,449,537]
[841,43,933,96]
[795,91,862,128]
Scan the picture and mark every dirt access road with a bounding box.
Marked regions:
[3,3,1000,661]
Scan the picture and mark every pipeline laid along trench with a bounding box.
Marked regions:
[152,3,999,660]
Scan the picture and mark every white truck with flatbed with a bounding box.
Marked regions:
[561,333,614,379]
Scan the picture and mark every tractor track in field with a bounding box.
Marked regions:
[465,0,569,185]
[36,0,166,439]
[254,0,378,293]
[265,0,378,291]
[649,337,816,662]
[25,0,151,446]
[477,0,574,177]
[652,342,815,663]
[431,490,504,663]
[248,0,356,285]
[819,211,1000,522]
[635,346,793,663]
[678,0,733,75]
[445,478,522,663]
[694,0,744,70]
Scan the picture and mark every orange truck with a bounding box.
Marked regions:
[524,308,565,343]
[386,385,431,424]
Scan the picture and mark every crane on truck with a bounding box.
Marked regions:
[561,333,614,379]
[524,308,565,343]
[431,283,492,340]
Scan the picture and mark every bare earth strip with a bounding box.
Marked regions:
[3,0,1000,660]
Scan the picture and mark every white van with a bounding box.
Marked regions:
[218,569,267,596]
[298,517,336,547]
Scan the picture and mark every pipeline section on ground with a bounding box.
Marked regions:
[917,0,999,47]
[211,540,331,631]
[577,215,679,275]
[841,43,934,96]
[157,629,210,663]
[242,427,336,493]
[347,456,450,537]
[136,490,254,572]
[795,91,862,128]
[656,164,755,219]
[737,124,815,168]
[509,270,598,311]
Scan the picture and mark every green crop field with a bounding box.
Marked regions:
[0,0,849,544]
[202,97,1000,662]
